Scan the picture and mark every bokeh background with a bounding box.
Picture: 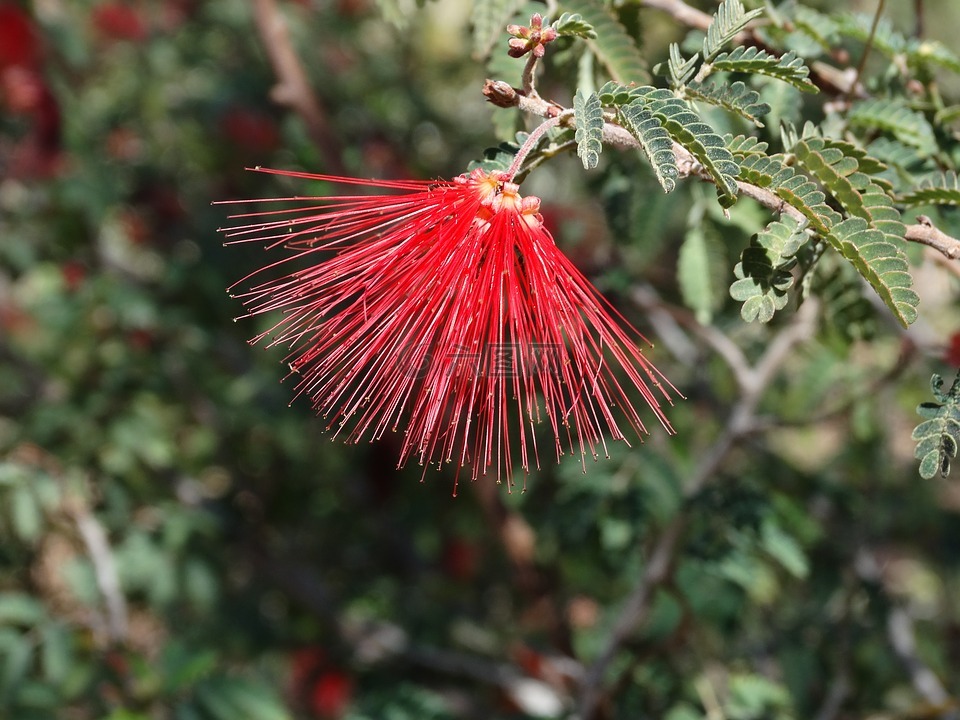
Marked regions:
[2,0,960,718]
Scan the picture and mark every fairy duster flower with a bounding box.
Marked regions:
[221,167,675,491]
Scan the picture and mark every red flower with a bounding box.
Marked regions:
[92,3,148,42]
[0,5,40,71]
[310,671,352,718]
[222,168,675,490]
[946,331,960,368]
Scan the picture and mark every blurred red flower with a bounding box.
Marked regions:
[222,169,675,489]
[219,106,281,155]
[946,331,960,368]
[310,671,352,718]
[92,3,148,42]
[0,4,40,71]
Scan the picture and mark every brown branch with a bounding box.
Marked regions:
[251,0,345,174]
[577,300,819,718]
[907,215,960,259]
[483,85,960,263]
[855,549,954,711]
[640,0,713,32]
[65,498,128,645]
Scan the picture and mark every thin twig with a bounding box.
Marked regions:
[251,0,345,174]
[68,502,128,645]
[847,0,887,102]
[577,300,819,718]
[482,86,960,263]
[638,0,853,95]
[855,548,955,714]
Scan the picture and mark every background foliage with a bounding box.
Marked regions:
[1,0,960,718]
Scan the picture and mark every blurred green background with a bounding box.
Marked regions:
[1,0,960,718]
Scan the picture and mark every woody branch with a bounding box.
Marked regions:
[482,82,960,262]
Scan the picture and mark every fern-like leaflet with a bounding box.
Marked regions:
[559,0,648,84]
[899,171,960,207]
[730,216,808,323]
[574,90,604,170]
[793,138,918,326]
[736,154,841,234]
[711,47,817,93]
[913,370,960,479]
[641,88,740,205]
[553,12,597,39]
[848,99,937,157]
[702,0,764,62]
[685,81,770,127]
[617,100,678,193]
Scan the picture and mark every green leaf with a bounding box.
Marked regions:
[553,12,596,39]
[664,42,697,87]
[560,0,648,84]
[737,154,841,234]
[618,100,678,193]
[702,0,764,62]
[848,99,937,157]
[761,520,809,579]
[899,171,960,207]
[574,90,604,170]
[641,88,741,204]
[726,673,792,717]
[793,137,918,326]
[678,224,727,324]
[10,485,42,543]
[834,12,904,59]
[40,622,72,686]
[471,0,523,60]
[711,47,817,93]
[685,80,770,127]
[913,370,960,479]
[788,4,838,54]
[596,80,637,107]
[822,217,918,328]
[0,594,45,626]
[908,39,960,75]
[0,630,33,704]
[467,139,520,174]
[730,216,807,323]
[195,676,291,720]
[725,134,768,157]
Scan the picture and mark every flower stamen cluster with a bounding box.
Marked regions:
[223,167,675,492]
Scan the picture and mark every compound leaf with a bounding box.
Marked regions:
[848,99,937,157]
[685,80,770,127]
[553,12,596,39]
[641,88,740,205]
[899,171,960,207]
[574,90,604,169]
[471,0,523,59]
[618,99,678,192]
[560,0,648,84]
[822,217,918,327]
[913,370,960,479]
[712,47,817,93]
[730,216,808,323]
[702,0,764,62]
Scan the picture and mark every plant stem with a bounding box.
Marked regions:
[504,115,564,181]
[848,0,886,101]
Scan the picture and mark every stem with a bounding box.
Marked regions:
[848,0,886,101]
[521,52,541,98]
[504,115,564,181]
